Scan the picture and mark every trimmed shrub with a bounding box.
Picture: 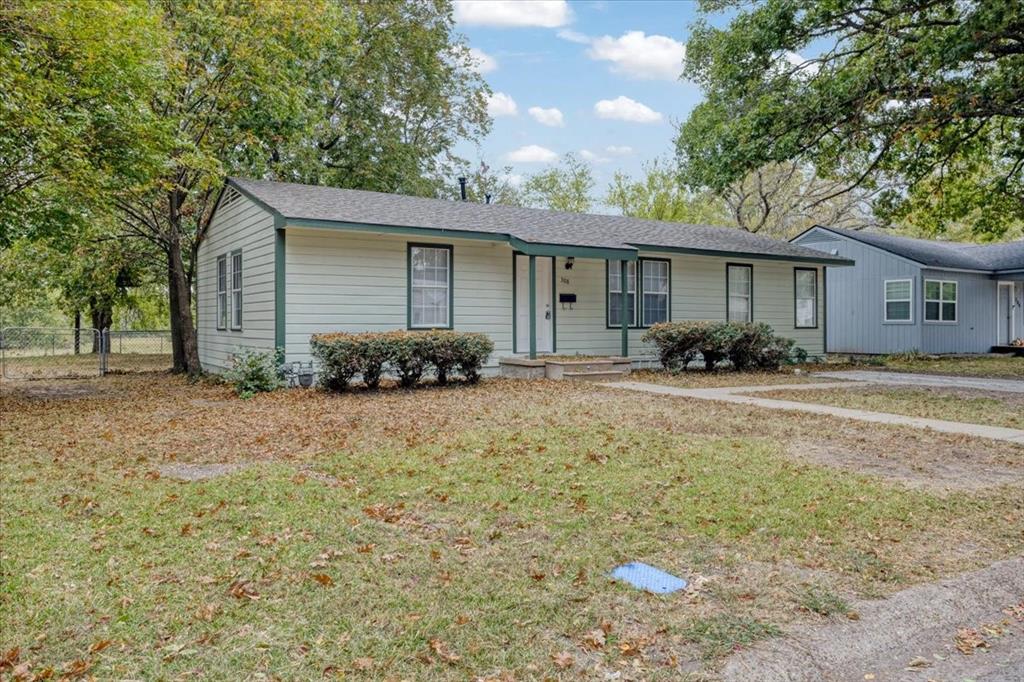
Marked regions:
[310,334,362,391]
[642,321,802,372]
[310,330,494,390]
[225,347,285,399]
[453,332,494,383]
[389,332,430,388]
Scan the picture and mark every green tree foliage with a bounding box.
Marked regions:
[677,0,1024,240]
[521,154,594,213]
[0,0,166,246]
[607,159,729,224]
[284,1,491,197]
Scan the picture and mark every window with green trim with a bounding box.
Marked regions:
[794,268,817,328]
[641,259,670,326]
[608,261,637,327]
[230,250,242,330]
[727,264,752,322]
[216,255,228,330]
[409,245,452,328]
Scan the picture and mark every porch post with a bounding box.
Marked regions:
[528,255,537,359]
[620,259,629,357]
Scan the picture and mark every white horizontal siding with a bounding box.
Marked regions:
[284,228,513,367]
[196,193,276,372]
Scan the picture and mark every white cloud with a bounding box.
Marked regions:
[469,47,497,74]
[593,96,662,124]
[778,50,819,76]
[506,145,558,163]
[487,92,518,117]
[504,173,524,188]
[556,29,590,44]
[587,31,685,80]
[579,149,609,163]
[454,1,571,28]
[528,106,564,127]
[605,145,633,156]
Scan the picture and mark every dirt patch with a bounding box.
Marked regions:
[723,557,1024,682]
[1,382,104,401]
[156,462,251,481]
[789,440,1024,492]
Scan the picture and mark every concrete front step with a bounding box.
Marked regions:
[563,370,628,382]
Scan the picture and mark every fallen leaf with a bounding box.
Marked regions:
[955,627,988,655]
[89,640,112,654]
[582,629,606,650]
[551,651,574,669]
[227,579,259,601]
[906,656,931,669]
[351,657,374,671]
[428,639,460,664]
[311,573,334,587]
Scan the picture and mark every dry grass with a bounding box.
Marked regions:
[754,385,1024,430]
[630,368,832,389]
[1,374,1022,680]
[875,354,1023,379]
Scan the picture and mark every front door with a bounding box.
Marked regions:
[516,255,553,353]
[997,283,1014,346]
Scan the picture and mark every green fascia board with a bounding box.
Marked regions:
[628,243,854,266]
[508,237,637,261]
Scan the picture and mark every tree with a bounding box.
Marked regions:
[113,0,354,374]
[607,159,728,224]
[521,154,594,213]
[450,161,524,206]
[0,0,166,246]
[677,0,1024,240]
[721,162,877,238]
[281,0,491,197]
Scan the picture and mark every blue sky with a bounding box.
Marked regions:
[452,0,713,209]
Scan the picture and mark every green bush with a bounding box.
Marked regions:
[642,321,802,372]
[224,347,285,399]
[309,330,494,390]
[310,334,362,391]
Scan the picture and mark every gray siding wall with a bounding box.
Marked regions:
[283,228,826,367]
[196,192,276,371]
[795,229,922,354]
[919,269,998,353]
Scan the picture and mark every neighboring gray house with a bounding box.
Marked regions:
[792,226,1024,354]
[196,178,850,372]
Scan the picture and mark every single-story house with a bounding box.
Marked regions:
[196,178,852,373]
[792,226,1024,354]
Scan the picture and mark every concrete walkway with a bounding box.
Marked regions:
[605,381,1024,444]
[812,370,1024,393]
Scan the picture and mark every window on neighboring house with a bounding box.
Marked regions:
[216,255,227,330]
[607,260,637,327]
[641,259,670,326]
[409,244,452,328]
[794,268,817,328]
[230,250,243,330]
[924,279,957,322]
[884,279,913,322]
[727,264,753,322]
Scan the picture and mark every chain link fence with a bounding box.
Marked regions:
[1,327,172,380]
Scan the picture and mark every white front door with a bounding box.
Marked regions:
[997,283,1014,345]
[516,255,553,353]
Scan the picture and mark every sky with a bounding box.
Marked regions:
[452,0,712,209]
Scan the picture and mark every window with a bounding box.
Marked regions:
[216,255,227,330]
[409,244,452,328]
[794,268,817,328]
[727,264,753,322]
[608,260,637,327]
[884,279,913,322]
[641,259,670,326]
[230,250,243,330]
[924,279,957,322]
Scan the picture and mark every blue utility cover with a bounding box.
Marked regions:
[610,562,687,594]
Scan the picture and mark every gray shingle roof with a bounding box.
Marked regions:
[808,226,1024,273]
[228,177,851,264]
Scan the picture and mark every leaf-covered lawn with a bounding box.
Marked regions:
[2,375,1022,680]
[878,355,1024,379]
[753,385,1024,430]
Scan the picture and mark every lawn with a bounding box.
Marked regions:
[875,354,1024,379]
[2,375,1022,680]
[630,368,832,389]
[753,385,1024,430]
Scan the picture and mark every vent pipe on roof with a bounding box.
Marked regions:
[485,193,492,204]
[458,177,467,201]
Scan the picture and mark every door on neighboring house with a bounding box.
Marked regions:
[997,283,1015,346]
[515,254,553,353]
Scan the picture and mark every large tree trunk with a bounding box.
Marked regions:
[166,191,202,375]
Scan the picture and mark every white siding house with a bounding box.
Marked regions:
[196,178,849,373]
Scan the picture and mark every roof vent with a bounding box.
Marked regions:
[222,187,241,207]
[458,177,467,201]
